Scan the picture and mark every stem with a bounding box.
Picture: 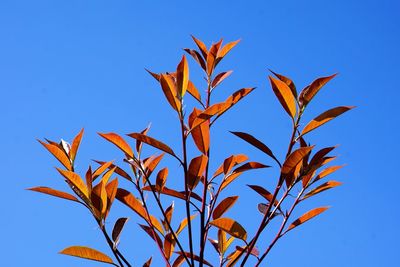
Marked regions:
[199,75,212,267]
[99,222,126,267]
[180,118,195,267]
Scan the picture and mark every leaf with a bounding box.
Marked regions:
[309,146,337,167]
[212,70,233,88]
[28,186,80,203]
[209,217,247,240]
[314,165,343,182]
[143,257,153,267]
[116,188,147,219]
[217,39,240,60]
[191,35,208,59]
[143,154,165,181]
[59,246,114,265]
[91,180,107,219]
[93,161,114,181]
[136,125,151,155]
[105,178,118,218]
[218,87,255,118]
[175,252,213,267]
[230,131,280,165]
[300,74,337,106]
[187,81,202,103]
[281,146,314,175]
[164,202,174,228]
[139,224,163,248]
[212,154,248,178]
[269,76,297,119]
[94,160,132,181]
[189,108,210,154]
[247,184,281,212]
[145,68,160,81]
[164,233,175,260]
[142,186,202,201]
[70,128,84,163]
[301,106,354,135]
[232,162,269,173]
[286,207,329,233]
[212,196,239,219]
[98,133,133,158]
[206,40,222,76]
[156,167,168,192]
[127,133,176,158]
[172,255,185,267]
[112,217,129,243]
[176,214,197,235]
[269,69,297,98]
[303,181,342,200]
[38,140,72,170]
[184,48,206,71]
[187,155,208,190]
[190,102,226,130]
[160,73,181,112]
[176,55,189,97]
[57,168,89,200]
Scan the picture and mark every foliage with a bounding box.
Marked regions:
[29,36,352,266]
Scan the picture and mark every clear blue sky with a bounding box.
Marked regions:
[1,0,399,266]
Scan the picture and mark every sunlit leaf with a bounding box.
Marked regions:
[176,55,189,97]
[176,214,197,235]
[136,125,151,155]
[142,186,202,201]
[38,140,72,170]
[189,108,210,155]
[145,68,160,81]
[143,154,164,182]
[212,196,239,219]
[98,133,133,158]
[217,39,240,60]
[269,76,297,119]
[206,40,222,76]
[187,81,202,103]
[281,146,314,175]
[303,181,342,200]
[116,188,147,219]
[164,233,175,260]
[269,69,297,98]
[212,154,248,178]
[187,155,208,190]
[211,71,233,88]
[112,217,129,244]
[175,251,213,267]
[210,217,247,240]
[70,128,84,163]
[57,168,89,200]
[105,178,118,218]
[28,186,80,203]
[247,184,281,212]
[301,106,354,135]
[159,73,181,112]
[299,74,337,106]
[94,160,132,181]
[59,246,114,265]
[230,131,280,165]
[235,245,260,258]
[232,162,269,174]
[127,133,176,158]
[139,224,163,248]
[314,165,343,182]
[172,254,185,267]
[191,35,208,59]
[156,167,168,192]
[184,48,206,71]
[286,207,329,233]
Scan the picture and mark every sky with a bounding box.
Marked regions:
[1,0,399,266]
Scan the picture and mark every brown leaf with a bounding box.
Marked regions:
[70,128,84,164]
[232,162,270,173]
[139,224,163,248]
[230,131,280,165]
[145,69,160,81]
[142,186,202,201]
[28,186,80,203]
[303,181,342,200]
[286,207,329,232]
[189,108,210,154]
[136,125,151,155]
[190,102,226,130]
[98,133,133,158]
[175,251,213,267]
[59,246,114,265]
[112,217,129,243]
[191,35,208,59]
[127,133,176,158]
[163,233,175,260]
[172,255,185,267]
[301,106,354,135]
[206,40,222,76]
[143,257,153,267]
[38,140,72,170]
[212,196,239,219]
[212,154,248,178]
[92,161,114,181]
[247,184,280,211]
[143,154,165,181]
[160,73,181,112]
[176,55,189,97]
[105,178,118,218]
[269,69,297,98]
[187,155,208,190]
[269,76,297,119]
[209,217,247,240]
[212,71,233,88]
[218,87,255,118]
[309,146,337,167]
[184,48,206,71]
[299,74,337,106]
[164,202,174,228]
[156,167,168,192]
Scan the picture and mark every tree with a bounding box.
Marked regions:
[29,36,353,266]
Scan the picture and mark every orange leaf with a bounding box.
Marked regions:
[176,55,189,97]
[143,257,153,267]
[142,186,202,201]
[269,76,297,119]
[160,73,181,112]
[98,132,133,158]
[302,181,342,200]
[184,48,206,71]
[156,167,168,192]
[187,81,202,104]
[187,155,208,190]
[219,87,255,117]
[57,168,89,200]
[286,207,329,232]
[189,108,210,154]
[38,140,72,170]
[299,74,337,106]
[314,165,343,182]
[59,246,114,265]
[127,133,176,158]
[212,196,239,220]
[116,188,147,219]
[136,125,151,155]
[176,214,197,236]
[206,40,222,76]
[217,39,240,60]
[247,184,281,212]
[92,161,114,181]
[139,224,163,248]
[94,160,132,181]
[145,68,160,81]
[191,35,208,59]
[232,162,269,174]
[212,71,233,88]
[164,233,175,260]
[70,128,84,163]
[281,146,314,175]
[210,217,247,240]
[28,186,80,203]
[269,69,297,98]
[190,102,226,130]
[212,154,248,178]
[301,106,354,135]
[230,131,280,165]
[175,251,213,267]
[105,178,118,218]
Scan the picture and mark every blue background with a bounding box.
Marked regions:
[1,0,398,266]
